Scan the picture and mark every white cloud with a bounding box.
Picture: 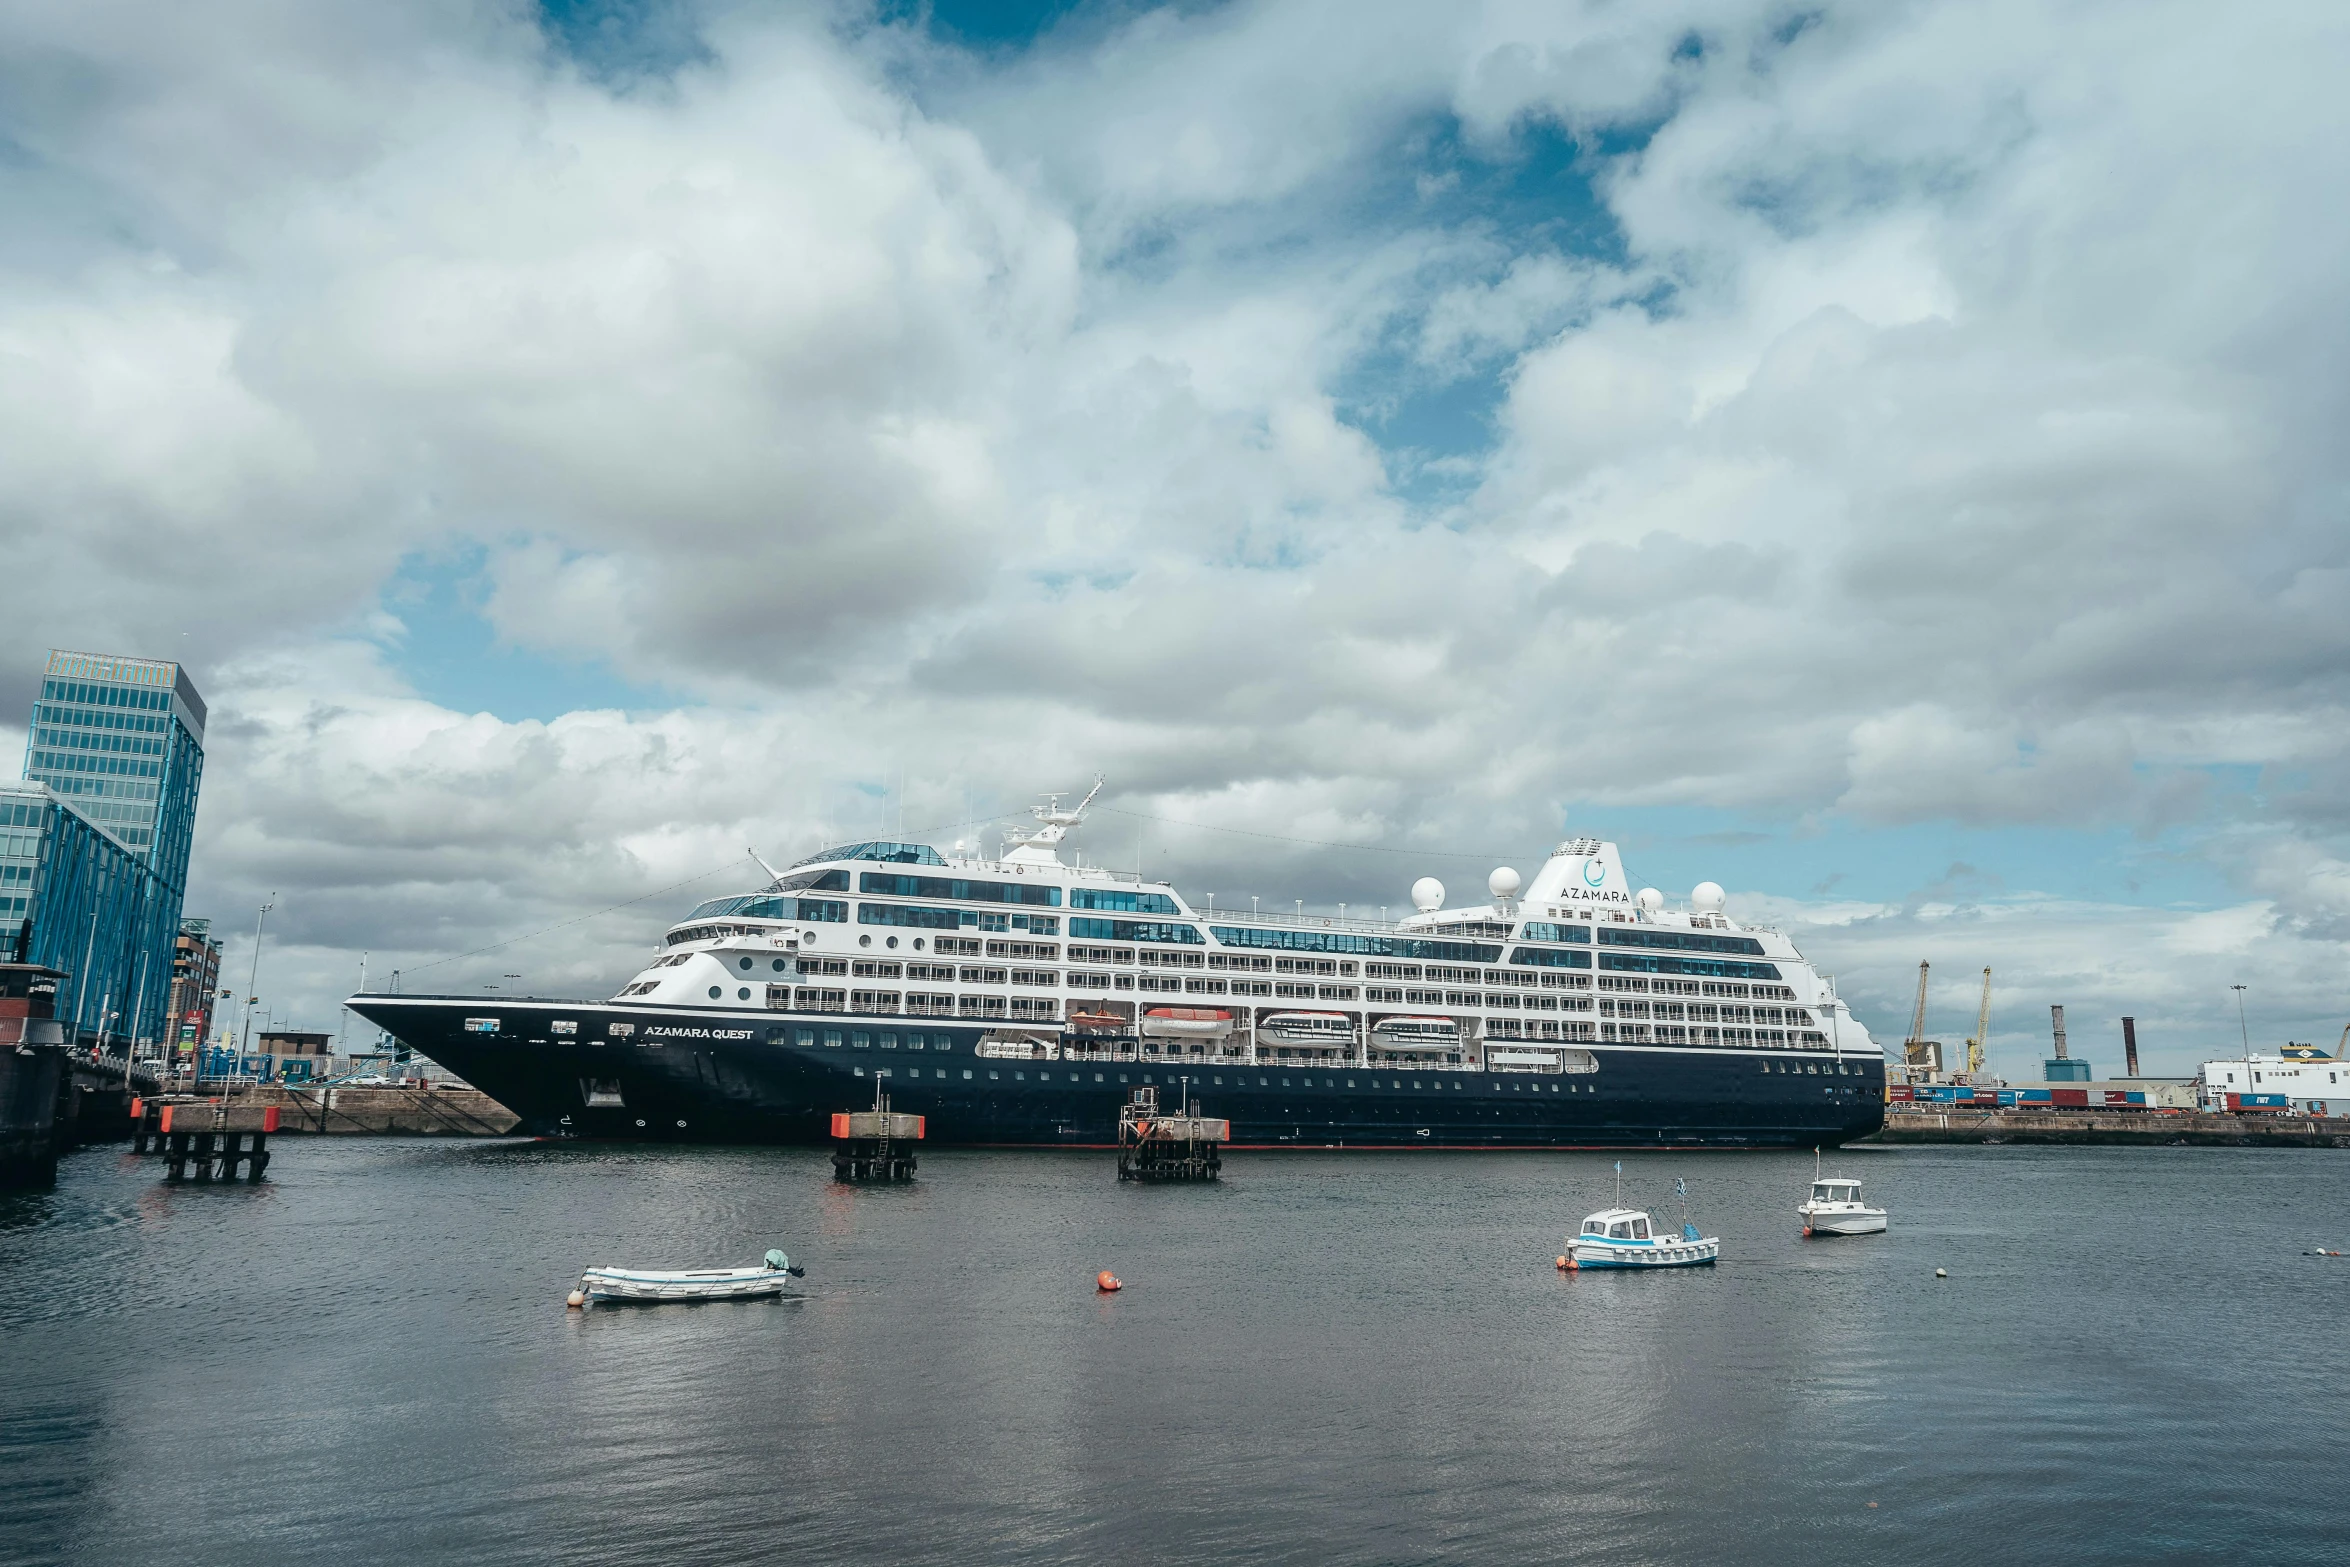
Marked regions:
[1,0,2345,1054]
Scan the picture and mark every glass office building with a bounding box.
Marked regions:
[24,650,206,886]
[6,651,207,1050]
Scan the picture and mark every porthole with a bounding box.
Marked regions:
[737,987,751,1000]
[886,935,899,949]
[738,956,753,971]
[913,937,926,951]
[707,986,722,999]
[859,934,873,948]
[772,958,787,972]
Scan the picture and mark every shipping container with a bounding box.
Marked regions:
[2226,1092,2288,1111]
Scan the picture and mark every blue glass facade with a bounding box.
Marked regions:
[8,650,206,1048]
[23,649,206,885]
[0,782,181,1047]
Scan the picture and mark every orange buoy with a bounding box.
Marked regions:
[1564,1255,1579,1271]
[1555,1256,1568,1270]
[1802,1226,1813,1237]
[1096,1270,1122,1292]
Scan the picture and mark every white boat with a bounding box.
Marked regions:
[1257,1011,1355,1045]
[580,1248,805,1303]
[1567,1206,1720,1269]
[1798,1169,1887,1236]
[1371,1016,1459,1049]
[1140,1006,1233,1039]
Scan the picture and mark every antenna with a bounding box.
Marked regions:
[749,848,787,889]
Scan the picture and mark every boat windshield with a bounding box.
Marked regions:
[1608,1221,1631,1239]
[1582,1220,1606,1236]
[1632,1218,1649,1239]
[1812,1184,1833,1201]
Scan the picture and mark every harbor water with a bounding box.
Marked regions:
[3,1140,2345,1565]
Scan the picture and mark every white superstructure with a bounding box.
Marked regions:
[602,791,1880,1074]
[2199,1053,2349,1111]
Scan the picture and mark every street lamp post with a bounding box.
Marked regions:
[242,897,274,1059]
[71,903,100,1051]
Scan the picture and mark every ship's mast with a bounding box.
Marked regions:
[1001,775,1104,866]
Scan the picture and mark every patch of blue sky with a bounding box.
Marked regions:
[1578,803,2241,914]
[1030,567,1137,597]
[537,0,713,81]
[1335,115,1652,501]
[376,547,674,721]
[891,0,1111,50]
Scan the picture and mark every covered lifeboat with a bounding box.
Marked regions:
[1140,1007,1234,1039]
[1372,1015,1460,1048]
[1257,1011,1355,1045]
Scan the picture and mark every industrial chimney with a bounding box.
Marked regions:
[2122,1016,2140,1078]
[2045,1004,2090,1082]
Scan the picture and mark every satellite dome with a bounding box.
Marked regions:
[1487,867,1522,901]
[1411,876,1446,912]
[1691,881,1726,914]
[1635,887,1664,914]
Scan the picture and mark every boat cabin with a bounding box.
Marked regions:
[1809,1181,1863,1205]
[1578,1207,1652,1240]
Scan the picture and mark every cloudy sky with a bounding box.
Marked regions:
[3,0,2345,1075]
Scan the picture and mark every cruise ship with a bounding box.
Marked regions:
[347,789,1887,1148]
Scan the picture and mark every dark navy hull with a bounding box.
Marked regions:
[349,996,1886,1150]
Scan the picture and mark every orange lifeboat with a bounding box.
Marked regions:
[1140,1007,1234,1039]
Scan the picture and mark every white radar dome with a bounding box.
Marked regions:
[1411,876,1446,912]
[1487,867,1522,901]
[1690,881,1726,915]
[1636,887,1664,914]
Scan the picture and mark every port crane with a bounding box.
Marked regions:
[1962,966,1992,1079]
[1902,961,1943,1076]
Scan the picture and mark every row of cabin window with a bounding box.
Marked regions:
[830,1066,1598,1096]
[789,1028,960,1049]
[1599,999,1812,1025]
[858,902,1062,934]
[1595,976,1800,1002]
[786,990,1061,1019]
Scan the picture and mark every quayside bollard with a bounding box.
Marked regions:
[1116,1085,1228,1182]
[830,1089,923,1182]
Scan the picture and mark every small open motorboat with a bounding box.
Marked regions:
[580,1248,805,1304]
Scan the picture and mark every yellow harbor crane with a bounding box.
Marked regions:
[1902,961,1944,1076]
[1963,966,1993,1079]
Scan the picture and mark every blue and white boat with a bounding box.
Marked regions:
[579,1248,804,1303]
[1567,1207,1720,1269]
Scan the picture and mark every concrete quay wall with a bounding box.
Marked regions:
[190,1084,521,1136]
[1865,1109,2350,1149]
